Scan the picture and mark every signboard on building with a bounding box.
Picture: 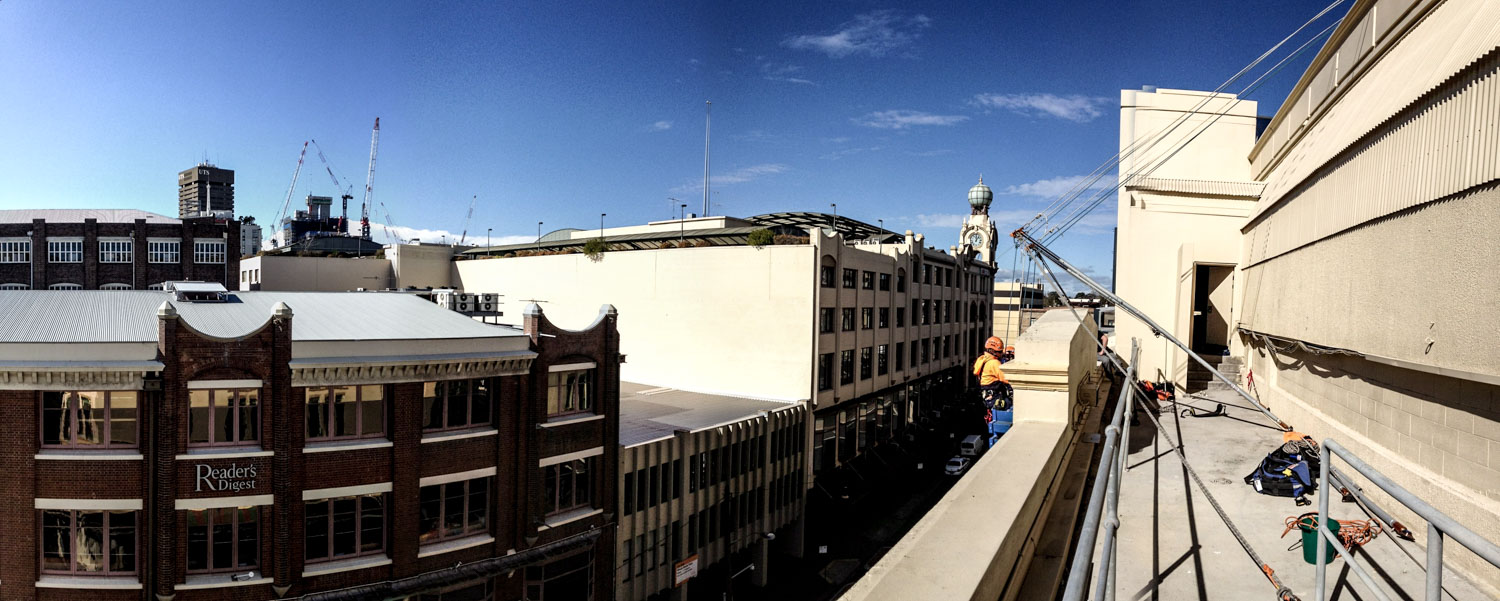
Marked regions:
[194,462,259,492]
[674,554,699,586]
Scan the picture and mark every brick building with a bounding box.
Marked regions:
[0,209,239,291]
[0,285,618,600]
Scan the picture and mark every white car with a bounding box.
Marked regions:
[945,456,972,476]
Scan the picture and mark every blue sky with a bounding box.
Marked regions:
[0,1,1336,293]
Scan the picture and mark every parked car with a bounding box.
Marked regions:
[945,456,972,476]
[960,434,987,457]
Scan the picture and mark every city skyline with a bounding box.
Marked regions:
[0,1,1332,292]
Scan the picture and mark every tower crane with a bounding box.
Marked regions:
[310,139,355,235]
[458,195,477,245]
[360,118,379,240]
[274,142,310,239]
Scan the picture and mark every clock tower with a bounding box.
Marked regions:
[960,176,998,265]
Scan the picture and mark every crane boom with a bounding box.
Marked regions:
[360,117,380,240]
[274,142,310,240]
[458,195,477,245]
[310,139,354,235]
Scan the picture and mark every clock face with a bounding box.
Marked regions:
[969,232,985,247]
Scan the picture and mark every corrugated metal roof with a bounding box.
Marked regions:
[0,291,525,343]
[1124,177,1265,198]
[619,381,797,447]
[0,209,180,224]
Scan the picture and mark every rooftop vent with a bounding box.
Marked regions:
[165,281,229,303]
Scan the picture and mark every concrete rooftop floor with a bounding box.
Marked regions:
[1105,387,1490,601]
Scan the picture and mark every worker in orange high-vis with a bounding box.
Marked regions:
[974,336,1013,410]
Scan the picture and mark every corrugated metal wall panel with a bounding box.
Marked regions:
[1243,10,1500,267]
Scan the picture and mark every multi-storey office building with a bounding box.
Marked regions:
[991,281,1047,345]
[452,182,999,478]
[178,164,235,219]
[0,209,239,291]
[615,383,807,601]
[0,286,619,600]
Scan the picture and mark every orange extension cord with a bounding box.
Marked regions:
[1282,512,1383,554]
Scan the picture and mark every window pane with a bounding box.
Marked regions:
[419,485,441,542]
[305,501,329,560]
[236,508,258,568]
[443,482,466,536]
[238,390,259,442]
[110,392,137,446]
[42,510,71,571]
[211,520,234,570]
[71,391,104,446]
[306,389,329,439]
[186,511,208,571]
[76,511,104,572]
[109,511,136,573]
[575,460,591,507]
[423,382,441,430]
[544,465,558,513]
[189,391,211,444]
[547,372,561,415]
[361,385,385,436]
[360,496,385,553]
[333,387,358,437]
[467,479,488,533]
[445,380,468,428]
[331,498,357,557]
[558,463,575,510]
[470,379,491,426]
[42,391,69,445]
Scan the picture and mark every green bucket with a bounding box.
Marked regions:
[1297,515,1341,565]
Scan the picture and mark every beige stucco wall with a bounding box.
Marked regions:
[387,243,459,290]
[1114,89,1261,381]
[454,244,819,401]
[238,255,391,291]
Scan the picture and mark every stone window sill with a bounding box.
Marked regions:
[177,573,272,590]
[35,450,143,461]
[302,554,392,577]
[420,428,497,445]
[539,414,605,428]
[175,447,272,460]
[303,439,393,454]
[539,507,603,531]
[417,534,495,558]
[36,575,141,589]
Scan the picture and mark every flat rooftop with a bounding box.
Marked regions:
[0,208,180,224]
[619,381,797,447]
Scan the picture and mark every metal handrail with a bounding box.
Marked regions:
[1061,339,1140,601]
[1316,438,1500,599]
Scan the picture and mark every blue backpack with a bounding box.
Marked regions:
[1244,442,1320,506]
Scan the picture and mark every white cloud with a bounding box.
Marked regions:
[649,120,673,132]
[784,11,931,58]
[970,93,1110,123]
[370,224,533,247]
[907,149,953,157]
[912,213,966,228]
[762,63,814,85]
[820,146,881,160]
[853,110,968,130]
[1002,174,1117,198]
[670,163,790,194]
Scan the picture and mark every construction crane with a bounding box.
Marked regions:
[360,117,380,240]
[458,195,477,245]
[379,201,401,244]
[310,139,355,235]
[274,142,310,237]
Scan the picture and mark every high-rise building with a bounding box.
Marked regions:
[178,163,235,218]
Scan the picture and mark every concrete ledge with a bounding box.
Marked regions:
[839,419,1071,601]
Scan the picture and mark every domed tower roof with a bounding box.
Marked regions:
[968,176,993,214]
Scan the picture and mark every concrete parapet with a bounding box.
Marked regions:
[839,308,1098,601]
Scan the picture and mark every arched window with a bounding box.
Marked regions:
[0,283,29,290]
[101,283,133,290]
[819,255,837,288]
[147,283,166,291]
[47,283,82,290]
[896,268,906,293]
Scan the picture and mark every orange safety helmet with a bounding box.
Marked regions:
[985,336,1004,352]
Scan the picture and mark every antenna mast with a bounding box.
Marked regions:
[702,100,711,217]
